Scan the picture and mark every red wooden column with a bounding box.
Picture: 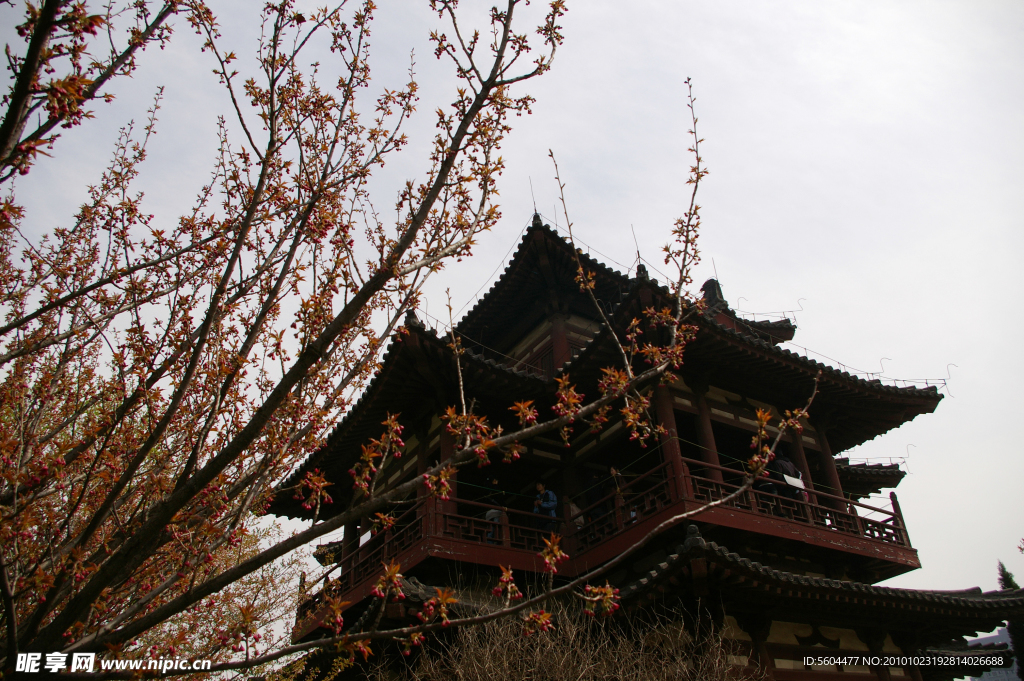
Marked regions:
[561,435,581,498]
[500,511,511,548]
[890,491,912,547]
[561,449,582,545]
[549,314,572,370]
[653,384,691,500]
[439,427,458,512]
[341,519,360,573]
[413,430,433,537]
[415,433,429,500]
[692,384,724,483]
[788,432,817,504]
[813,425,846,511]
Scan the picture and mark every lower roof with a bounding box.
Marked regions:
[621,525,1024,644]
[836,459,907,499]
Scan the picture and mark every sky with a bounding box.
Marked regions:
[5,1,1023,595]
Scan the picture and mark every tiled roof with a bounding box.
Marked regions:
[455,216,630,336]
[835,459,906,497]
[717,322,942,399]
[271,215,943,514]
[553,276,941,406]
[836,460,906,476]
[621,525,1024,616]
[270,319,547,515]
[691,296,942,400]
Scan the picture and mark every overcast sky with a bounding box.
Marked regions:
[7,1,1023,595]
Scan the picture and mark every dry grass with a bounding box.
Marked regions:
[366,602,756,681]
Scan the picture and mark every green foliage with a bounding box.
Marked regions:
[999,561,1021,590]
[997,562,1024,681]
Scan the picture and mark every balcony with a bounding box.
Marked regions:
[294,456,914,640]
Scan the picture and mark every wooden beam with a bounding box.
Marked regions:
[692,381,724,482]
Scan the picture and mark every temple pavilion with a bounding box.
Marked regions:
[270,215,1023,680]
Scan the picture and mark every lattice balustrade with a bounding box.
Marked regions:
[305,454,910,623]
[686,466,908,548]
[861,517,904,543]
[692,475,725,506]
[570,466,673,552]
[504,521,548,552]
[572,506,622,553]
[334,503,425,593]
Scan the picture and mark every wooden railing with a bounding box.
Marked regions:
[299,453,911,628]
[298,499,424,621]
[434,497,552,553]
[338,500,425,593]
[563,455,910,552]
[684,462,909,546]
[567,460,675,553]
[297,497,555,624]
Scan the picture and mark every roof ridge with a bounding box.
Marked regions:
[704,312,942,399]
[455,219,631,334]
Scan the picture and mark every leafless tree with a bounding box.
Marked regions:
[0,1,816,676]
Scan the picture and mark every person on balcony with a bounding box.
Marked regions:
[755,453,807,518]
[481,478,507,518]
[772,454,806,501]
[533,481,558,532]
[756,455,795,497]
[481,478,507,543]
